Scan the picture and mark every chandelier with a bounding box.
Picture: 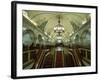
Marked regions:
[54,16,64,36]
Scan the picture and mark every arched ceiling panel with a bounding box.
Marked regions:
[23,10,90,41]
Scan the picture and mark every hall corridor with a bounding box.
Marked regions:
[22,10,91,69]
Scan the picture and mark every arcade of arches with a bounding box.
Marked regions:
[22,10,91,69]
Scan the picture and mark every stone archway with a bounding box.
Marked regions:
[23,29,35,46]
[81,30,90,48]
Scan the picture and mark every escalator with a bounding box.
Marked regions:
[55,51,63,67]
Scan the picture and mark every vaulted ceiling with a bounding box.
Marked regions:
[23,10,90,42]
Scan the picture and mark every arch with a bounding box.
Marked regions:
[81,29,90,47]
[23,29,35,46]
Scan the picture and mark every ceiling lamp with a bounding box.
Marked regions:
[54,16,64,36]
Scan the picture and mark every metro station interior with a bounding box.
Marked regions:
[22,10,91,69]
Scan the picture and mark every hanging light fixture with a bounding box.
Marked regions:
[54,16,64,36]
